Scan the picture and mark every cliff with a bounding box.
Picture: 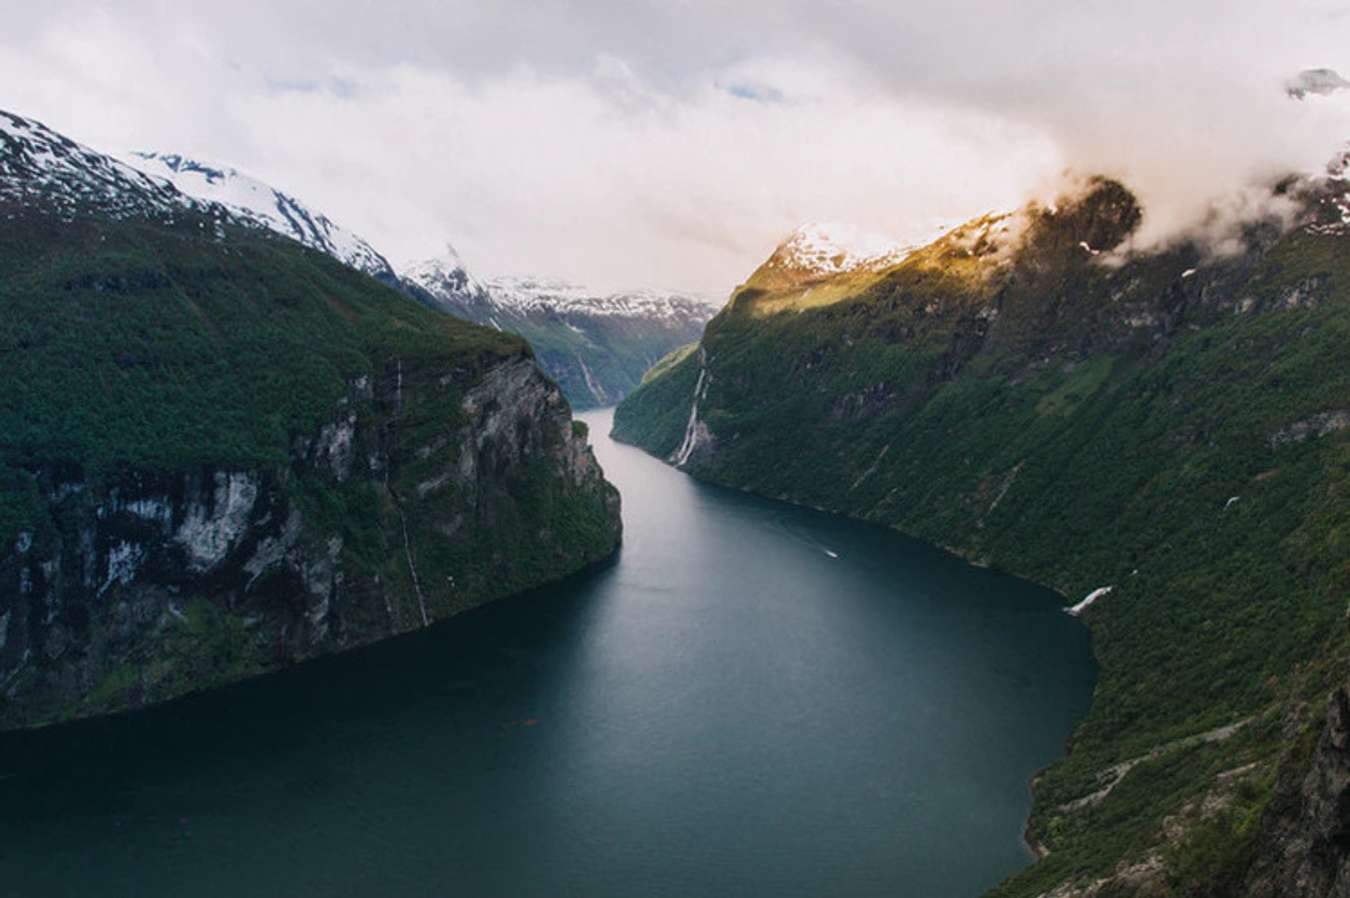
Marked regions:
[614,175,1350,895]
[0,116,621,728]
[1,347,619,729]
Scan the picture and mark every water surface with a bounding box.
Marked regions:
[1,408,1095,898]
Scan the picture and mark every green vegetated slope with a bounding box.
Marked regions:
[614,177,1350,895]
[0,211,518,482]
[608,342,705,453]
[0,194,621,727]
[641,341,698,385]
[514,312,706,410]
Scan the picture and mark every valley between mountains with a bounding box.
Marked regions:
[2,84,1349,898]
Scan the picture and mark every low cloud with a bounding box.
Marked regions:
[1,2,1347,294]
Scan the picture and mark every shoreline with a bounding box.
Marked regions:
[609,424,1098,875]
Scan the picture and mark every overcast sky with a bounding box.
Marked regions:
[3,1,1348,294]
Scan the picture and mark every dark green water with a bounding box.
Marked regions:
[0,408,1095,898]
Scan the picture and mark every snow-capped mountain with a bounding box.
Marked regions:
[479,276,715,408]
[757,222,914,284]
[402,254,714,328]
[486,276,715,326]
[125,151,396,280]
[400,248,716,408]
[2,107,710,410]
[399,243,498,321]
[0,111,228,225]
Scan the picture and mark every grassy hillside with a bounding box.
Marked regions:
[614,178,1350,895]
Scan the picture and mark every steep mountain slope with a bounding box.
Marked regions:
[125,151,399,282]
[0,111,621,729]
[403,255,714,409]
[747,221,913,290]
[615,174,1350,896]
[122,149,717,410]
[399,242,498,320]
[1,113,221,223]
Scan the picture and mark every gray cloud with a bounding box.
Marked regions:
[2,1,1347,293]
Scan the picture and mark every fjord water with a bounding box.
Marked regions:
[1,409,1095,898]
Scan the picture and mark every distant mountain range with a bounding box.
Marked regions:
[120,149,715,409]
[403,261,713,408]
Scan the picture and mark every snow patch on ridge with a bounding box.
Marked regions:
[768,222,914,277]
[403,243,489,297]
[486,276,716,323]
[0,110,229,224]
[125,151,395,277]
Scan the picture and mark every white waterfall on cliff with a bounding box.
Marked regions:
[672,358,709,467]
[1067,586,1113,616]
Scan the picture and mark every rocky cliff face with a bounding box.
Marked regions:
[0,352,619,729]
[1244,683,1350,897]
[0,110,622,730]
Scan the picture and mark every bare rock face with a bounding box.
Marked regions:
[0,353,620,729]
[1245,685,1350,897]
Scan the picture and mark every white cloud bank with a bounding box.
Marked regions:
[1,1,1347,293]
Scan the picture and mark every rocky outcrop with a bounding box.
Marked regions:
[0,353,620,729]
[1269,410,1350,449]
[1245,686,1350,897]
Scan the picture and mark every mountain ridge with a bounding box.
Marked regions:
[749,221,915,288]
[614,170,1350,898]
[115,146,716,409]
[125,151,399,281]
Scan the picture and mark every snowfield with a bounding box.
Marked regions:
[124,151,395,278]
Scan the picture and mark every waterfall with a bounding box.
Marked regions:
[577,355,608,405]
[672,362,709,467]
[1066,586,1113,616]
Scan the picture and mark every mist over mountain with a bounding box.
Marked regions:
[8,2,1346,296]
[3,5,1350,895]
[615,140,1350,896]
